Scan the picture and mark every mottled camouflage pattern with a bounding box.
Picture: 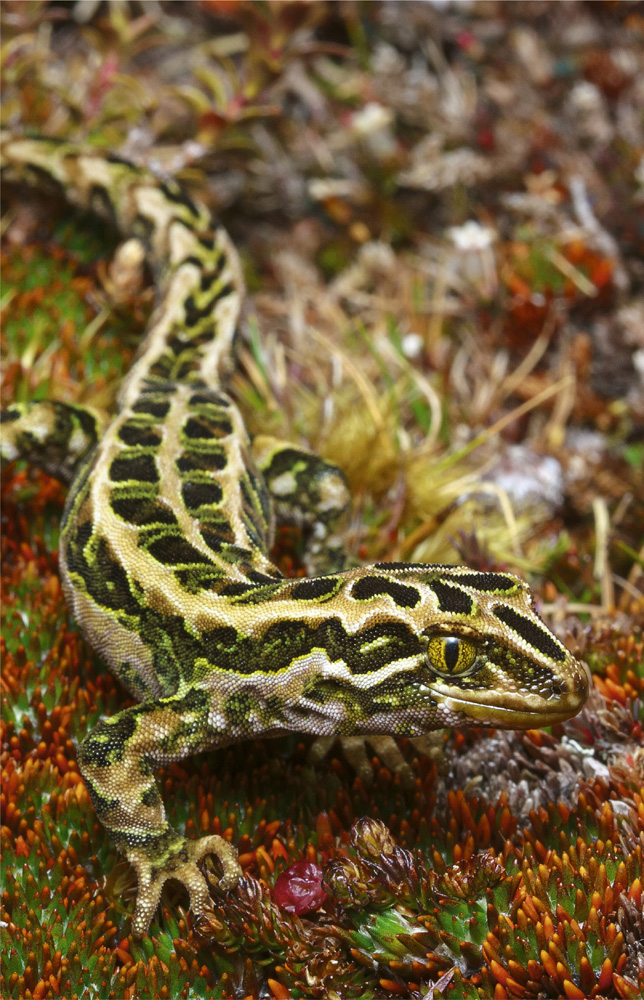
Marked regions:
[0,137,589,937]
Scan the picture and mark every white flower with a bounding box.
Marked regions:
[350,103,397,159]
[446,221,498,299]
[447,220,496,251]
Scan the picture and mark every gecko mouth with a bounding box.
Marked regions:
[424,660,590,730]
[443,696,583,729]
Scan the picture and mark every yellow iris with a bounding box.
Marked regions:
[427,635,477,675]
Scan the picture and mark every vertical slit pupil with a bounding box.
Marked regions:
[443,637,461,672]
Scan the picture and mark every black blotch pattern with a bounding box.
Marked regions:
[200,257,226,292]
[147,535,213,566]
[141,787,160,807]
[352,575,420,608]
[111,495,179,527]
[180,255,205,270]
[173,567,222,590]
[248,570,282,585]
[457,572,518,592]
[246,467,272,521]
[64,519,92,576]
[78,407,100,436]
[291,578,338,601]
[167,329,212,359]
[200,522,237,548]
[493,606,566,662]
[189,390,230,408]
[117,424,162,448]
[89,185,118,227]
[176,360,202,380]
[149,611,420,679]
[203,625,240,652]
[261,447,306,478]
[429,580,473,614]
[78,712,137,769]
[176,451,227,473]
[73,536,142,617]
[219,581,283,604]
[1,407,21,422]
[351,620,424,674]
[181,480,223,509]
[240,477,267,545]
[184,283,233,326]
[19,163,67,199]
[109,454,159,484]
[132,398,170,419]
[148,357,173,380]
[167,335,187,357]
[105,153,135,167]
[183,415,233,440]
[159,181,200,217]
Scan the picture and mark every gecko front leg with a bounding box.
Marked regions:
[77,688,241,936]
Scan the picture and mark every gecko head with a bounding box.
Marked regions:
[413,620,590,730]
[340,564,590,732]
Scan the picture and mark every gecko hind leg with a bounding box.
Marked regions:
[251,434,350,575]
[1,400,105,483]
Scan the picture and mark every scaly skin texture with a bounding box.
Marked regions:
[0,137,590,937]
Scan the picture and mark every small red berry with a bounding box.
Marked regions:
[273,861,327,915]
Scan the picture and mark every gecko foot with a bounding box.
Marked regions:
[128,833,241,937]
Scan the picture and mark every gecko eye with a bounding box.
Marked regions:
[427,635,477,676]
